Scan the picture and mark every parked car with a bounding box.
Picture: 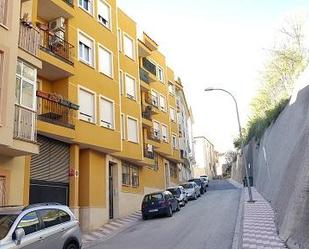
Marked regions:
[0,203,82,249]
[141,191,180,220]
[189,178,205,194]
[200,178,208,192]
[166,186,187,207]
[200,175,209,187]
[180,182,200,200]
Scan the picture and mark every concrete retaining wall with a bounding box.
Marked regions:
[232,69,309,249]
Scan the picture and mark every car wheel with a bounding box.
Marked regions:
[142,214,148,220]
[65,243,78,249]
[166,206,173,217]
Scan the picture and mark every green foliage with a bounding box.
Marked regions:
[234,17,308,149]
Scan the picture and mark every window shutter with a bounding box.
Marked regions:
[127,118,138,142]
[98,0,110,27]
[100,98,113,128]
[124,35,134,59]
[125,75,135,98]
[99,47,112,77]
[79,89,94,121]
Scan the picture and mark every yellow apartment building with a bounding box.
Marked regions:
[0,0,195,232]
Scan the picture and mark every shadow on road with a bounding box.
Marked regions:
[207,180,237,191]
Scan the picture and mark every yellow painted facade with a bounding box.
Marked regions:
[0,0,193,232]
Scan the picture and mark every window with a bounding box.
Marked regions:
[151,90,159,107]
[0,0,8,25]
[17,212,40,236]
[170,163,177,178]
[15,60,36,110]
[168,82,175,95]
[121,113,126,140]
[118,29,122,52]
[125,74,136,100]
[172,135,178,149]
[122,163,130,185]
[142,58,156,76]
[79,87,95,123]
[157,66,164,83]
[131,166,139,187]
[99,97,114,129]
[97,0,111,29]
[79,0,93,14]
[119,70,124,95]
[123,34,135,60]
[153,121,161,139]
[122,162,139,187]
[159,95,166,112]
[78,32,94,66]
[38,209,61,228]
[98,46,113,77]
[127,117,138,143]
[161,124,168,142]
[170,107,176,122]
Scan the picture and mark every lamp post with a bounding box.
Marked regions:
[204,87,254,202]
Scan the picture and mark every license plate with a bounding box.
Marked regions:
[148,209,158,213]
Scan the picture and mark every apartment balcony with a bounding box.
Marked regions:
[18,21,41,57]
[144,144,154,159]
[144,94,160,114]
[37,25,75,81]
[147,128,161,143]
[14,105,37,143]
[37,0,74,21]
[37,90,78,129]
[142,106,153,127]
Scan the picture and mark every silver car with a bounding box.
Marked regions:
[0,203,82,249]
[167,186,188,206]
[180,182,200,200]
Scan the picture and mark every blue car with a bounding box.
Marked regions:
[141,191,180,220]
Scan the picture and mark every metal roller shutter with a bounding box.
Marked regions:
[31,135,69,183]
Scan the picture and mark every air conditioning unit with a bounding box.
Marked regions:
[49,17,66,32]
[49,30,64,46]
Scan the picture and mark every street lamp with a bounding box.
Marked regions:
[204,87,254,202]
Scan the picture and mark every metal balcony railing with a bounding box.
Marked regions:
[39,27,74,64]
[37,91,78,129]
[148,128,161,142]
[14,105,37,142]
[139,68,149,84]
[19,21,41,56]
[144,144,154,159]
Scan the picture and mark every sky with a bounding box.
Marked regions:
[118,0,309,153]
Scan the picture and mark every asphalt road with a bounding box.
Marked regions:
[89,180,241,249]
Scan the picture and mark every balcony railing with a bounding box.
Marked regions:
[37,91,78,129]
[148,128,161,142]
[38,26,74,64]
[145,94,159,108]
[63,0,74,7]
[19,21,41,56]
[144,144,154,159]
[14,105,37,142]
[142,57,157,76]
[140,68,149,84]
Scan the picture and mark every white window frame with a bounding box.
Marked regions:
[97,0,112,30]
[153,120,161,140]
[99,95,115,129]
[121,113,126,140]
[169,106,176,122]
[98,43,113,78]
[78,30,95,67]
[127,116,139,143]
[159,94,166,112]
[125,73,137,100]
[119,70,124,95]
[151,89,159,107]
[78,86,96,124]
[172,134,178,150]
[118,28,123,52]
[161,124,169,143]
[123,33,135,60]
[157,65,164,83]
[168,82,175,95]
[78,0,94,15]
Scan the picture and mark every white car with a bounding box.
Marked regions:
[167,186,188,206]
[200,175,209,187]
[180,182,200,200]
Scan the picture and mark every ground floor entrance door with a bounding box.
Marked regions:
[109,163,114,219]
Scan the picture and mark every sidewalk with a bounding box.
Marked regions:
[242,188,287,249]
[82,211,141,248]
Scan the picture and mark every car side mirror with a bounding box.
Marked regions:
[14,228,25,245]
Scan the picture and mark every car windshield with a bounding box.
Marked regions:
[191,179,201,186]
[181,183,193,189]
[144,193,163,202]
[168,188,181,196]
[0,214,18,240]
